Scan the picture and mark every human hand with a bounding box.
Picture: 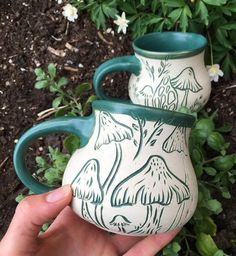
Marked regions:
[0,185,179,256]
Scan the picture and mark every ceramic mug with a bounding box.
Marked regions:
[93,32,211,112]
[14,100,197,236]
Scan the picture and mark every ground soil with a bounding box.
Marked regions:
[0,0,235,254]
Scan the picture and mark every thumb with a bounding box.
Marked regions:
[1,185,72,253]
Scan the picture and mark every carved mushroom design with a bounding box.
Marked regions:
[109,215,132,233]
[162,126,188,155]
[111,155,190,234]
[95,111,133,193]
[171,67,203,107]
[142,76,178,110]
[72,159,103,223]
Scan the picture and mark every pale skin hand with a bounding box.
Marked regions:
[0,185,179,256]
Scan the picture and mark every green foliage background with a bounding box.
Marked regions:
[72,0,236,78]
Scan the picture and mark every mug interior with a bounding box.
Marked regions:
[93,100,196,128]
[133,32,207,59]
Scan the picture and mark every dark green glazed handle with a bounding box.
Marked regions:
[93,55,141,100]
[13,115,95,194]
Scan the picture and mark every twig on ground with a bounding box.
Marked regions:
[97,31,113,45]
[65,21,69,36]
[51,35,63,41]
[0,157,9,169]
[63,66,79,72]
[225,84,236,90]
[65,42,79,52]
[37,106,66,121]
[47,46,66,57]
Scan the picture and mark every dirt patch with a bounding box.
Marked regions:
[0,0,236,253]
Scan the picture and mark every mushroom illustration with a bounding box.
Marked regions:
[162,126,188,155]
[109,215,131,233]
[72,158,103,224]
[152,76,178,110]
[111,155,190,234]
[139,85,154,106]
[95,111,133,193]
[171,67,203,107]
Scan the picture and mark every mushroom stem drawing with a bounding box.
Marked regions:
[171,67,202,107]
[139,85,154,106]
[72,159,104,227]
[111,155,190,234]
[95,111,133,194]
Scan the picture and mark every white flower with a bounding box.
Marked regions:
[57,0,63,4]
[62,4,78,22]
[206,64,224,82]
[114,12,129,34]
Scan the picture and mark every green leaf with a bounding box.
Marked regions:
[168,8,182,23]
[215,29,232,49]
[207,132,226,152]
[35,68,46,80]
[179,6,192,32]
[220,22,236,30]
[151,0,160,13]
[202,0,226,6]
[220,187,231,199]
[226,2,236,12]
[52,96,63,108]
[195,118,215,136]
[15,194,26,203]
[164,0,185,8]
[194,216,217,236]
[63,135,81,154]
[75,83,92,96]
[48,63,57,79]
[214,250,225,256]
[214,155,236,171]
[204,167,217,176]
[206,199,223,214]
[195,0,209,26]
[119,1,137,14]
[196,233,219,256]
[191,147,204,164]
[222,53,235,78]
[216,124,233,133]
[36,156,47,168]
[102,2,117,18]
[35,80,48,89]
[55,106,69,117]
[57,77,69,88]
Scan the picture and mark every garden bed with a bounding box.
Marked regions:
[0,0,236,254]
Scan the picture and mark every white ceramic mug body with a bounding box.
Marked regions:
[129,51,211,112]
[62,100,198,236]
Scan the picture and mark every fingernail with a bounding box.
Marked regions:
[46,185,71,203]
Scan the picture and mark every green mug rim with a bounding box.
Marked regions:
[92,100,196,128]
[132,32,207,59]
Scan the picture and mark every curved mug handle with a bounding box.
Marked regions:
[93,55,141,100]
[13,115,95,194]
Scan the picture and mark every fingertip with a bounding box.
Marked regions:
[46,185,72,203]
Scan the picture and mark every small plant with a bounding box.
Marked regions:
[35,63,96,118]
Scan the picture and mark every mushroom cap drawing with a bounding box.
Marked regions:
[139,85,154,98]
[111,155,190,207]
[72,159,104,204]
[163,126,187,154]
[95,111,133,150]
[171,67,202,92]
[109,215,132,227]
